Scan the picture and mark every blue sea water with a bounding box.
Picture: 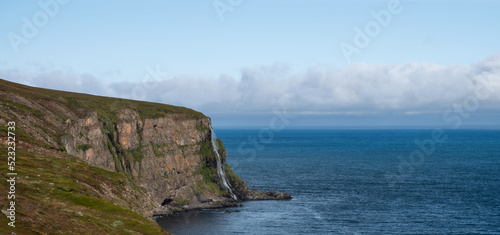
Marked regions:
[157,129,500,234]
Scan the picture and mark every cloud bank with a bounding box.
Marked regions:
[1,54,499,117]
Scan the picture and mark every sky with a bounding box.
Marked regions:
[1,0,499,128]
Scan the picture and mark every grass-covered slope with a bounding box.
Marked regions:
[0,143,169,234]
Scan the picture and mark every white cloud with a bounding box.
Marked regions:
[1,54,499,116]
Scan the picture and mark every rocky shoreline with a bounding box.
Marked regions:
[154,189,292,217]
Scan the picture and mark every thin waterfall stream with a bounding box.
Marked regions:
[210,126,237,200]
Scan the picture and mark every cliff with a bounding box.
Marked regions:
[0,79,290,234]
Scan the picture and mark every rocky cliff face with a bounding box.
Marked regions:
[0,79,291,220]
[59,108,232,216]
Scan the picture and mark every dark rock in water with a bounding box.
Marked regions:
[239,204,244,207]
[237,189,293,201]
[225,209,241,213]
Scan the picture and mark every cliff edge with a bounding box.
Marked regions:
[0,79,290,233]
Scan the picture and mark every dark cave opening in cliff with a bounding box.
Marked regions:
[161,198,173,206]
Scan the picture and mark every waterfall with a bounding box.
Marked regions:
[210,126,237,200]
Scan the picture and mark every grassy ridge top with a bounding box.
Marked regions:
[0,78,206,120]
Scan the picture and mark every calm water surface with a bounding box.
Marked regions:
[157,129,500,234]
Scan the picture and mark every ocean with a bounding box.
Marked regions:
[156,129,500,234]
